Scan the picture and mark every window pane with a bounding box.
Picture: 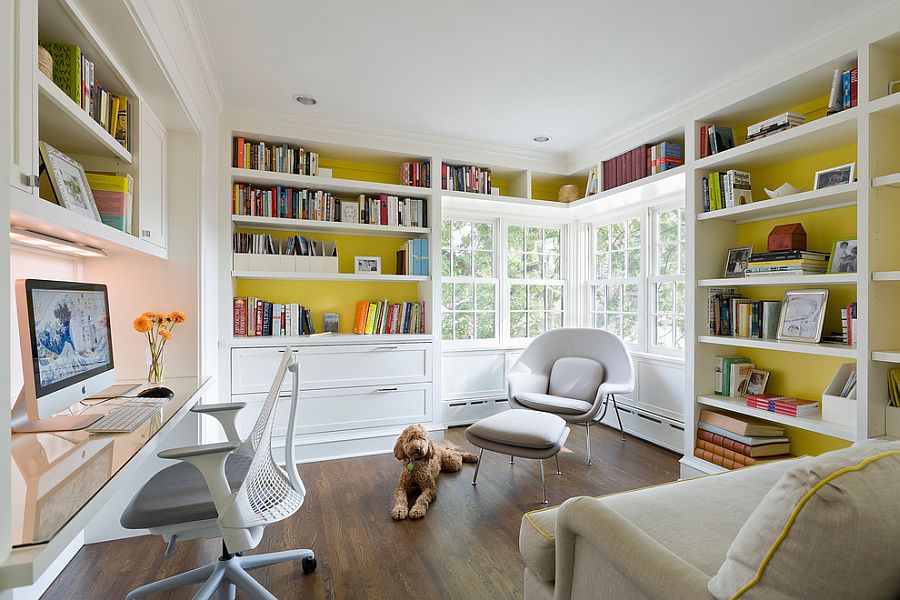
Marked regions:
[607,284,622,312]
[593,313,606,329]
[627,249,641,277]
[441,220,451,247]
[595,225,609,251]
[679,211,687,273]
[526,253,542,279]
[627,218,641,249]
[452,250,472,276]
[544,229,560,254]
[455,283,474,310]
[656,282,674,313]
[441,283,453,310]
[510,312,526,338]
[595,251,609,279]
[675,281,685,314]
[656,315,673,348]
[475,314,495,339]
[610,251,625,278]
[526,227,542,253]
[441,313,453,339]
[509,284,527,310]
[548,311,563,330]
[454,313,474,340]
[474,222,492,250]
[611,222,625,251]
[527,285,546,310]
[593,285,606,312]
[623,314,638,345]
[607,314,622,337]
[624,284,639,313]
[441,249,451,277]
[508,253,524,279]
[452,221,472,249]
[544,253,561,279]
[507,226,524,253]
[527,312,545,337]
[474,251,492,277]
[675,317,686,349]
[476,283,495,311]
[547,285,563,310]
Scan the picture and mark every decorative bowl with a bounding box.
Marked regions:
[558,184,580,203]
[764,183,805,198]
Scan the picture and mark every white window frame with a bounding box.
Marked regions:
[648,202,687,356]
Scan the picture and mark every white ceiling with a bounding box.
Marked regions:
[194,0,888,154]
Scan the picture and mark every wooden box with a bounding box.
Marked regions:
[768,223,807,251]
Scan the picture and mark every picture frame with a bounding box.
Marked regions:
[813,162,855,190]
[39,142,101,221]
[354,256,381,274]
[746,369,770,396]
[827,238,858,274]
[777,289,829,343]
[724,246,753,278]
[340,201,359,224]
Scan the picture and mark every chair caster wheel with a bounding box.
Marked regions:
[302,556,317,575]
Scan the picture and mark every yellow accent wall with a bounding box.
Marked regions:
[749,144,857,201]
[531,174,583,202]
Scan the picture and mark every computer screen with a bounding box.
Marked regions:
[22,279,114,398]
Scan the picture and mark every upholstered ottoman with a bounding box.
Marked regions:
[465,410,570,504]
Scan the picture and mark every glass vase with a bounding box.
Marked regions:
[148,354,164,384]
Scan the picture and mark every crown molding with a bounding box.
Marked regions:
[174,0,226,114]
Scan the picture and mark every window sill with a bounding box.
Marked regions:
[629,350,685,365]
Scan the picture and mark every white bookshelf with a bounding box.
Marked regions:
[569,165,687,209]
[697,335,858,358]
[231,215,429,238]
[872,350,900,363]
[697,395,856,441]
[872,271,900,281]
[871,172,900,189]
[868,90,900,116]
[698,273,857,287]
[696,183,857,223]
[231,271,429,283]
[224,333,434,348]
[231,167,432,199]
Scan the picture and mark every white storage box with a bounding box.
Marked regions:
[821,363,857,427]
[233,252,251,271]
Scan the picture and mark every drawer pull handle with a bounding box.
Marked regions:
[374,387,399,393]
[372,345,399,351]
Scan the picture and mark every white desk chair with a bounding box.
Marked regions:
[506,328,635,465]
[121,348,315,600]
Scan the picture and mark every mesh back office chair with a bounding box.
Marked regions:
[121,348,315,600]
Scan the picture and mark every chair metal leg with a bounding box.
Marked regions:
[191,566,226,600]
[471,448,484,486]
[510,455,515,465]
[539,459,548,504]
[585,423,592,466]
[555,454,562,475]
[239,548,314,571]
[217,582,236,600]
[611,394,626,440]
[225,560,278,600]
[125,564,216,599]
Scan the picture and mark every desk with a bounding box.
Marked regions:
[1,377,209,589]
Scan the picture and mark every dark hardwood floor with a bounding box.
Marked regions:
[43,424,679,599]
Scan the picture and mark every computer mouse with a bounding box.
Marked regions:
[138,386,175,398]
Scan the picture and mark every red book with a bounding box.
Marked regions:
[233,297,248,336]
[236,136,245,168]
[255,300,263,336]
[850,67,858,108]
[699,126,709,158]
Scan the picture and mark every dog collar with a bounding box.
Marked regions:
[406,459,416,471]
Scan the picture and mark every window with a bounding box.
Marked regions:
[441,219,497,342]
[591,218,642,346]
[507,225,565,339]
[650,207,686,350]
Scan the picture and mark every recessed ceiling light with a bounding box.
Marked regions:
[293,94,317,106]
[532,135,550,143]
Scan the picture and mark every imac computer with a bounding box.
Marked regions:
[12,279,115,433]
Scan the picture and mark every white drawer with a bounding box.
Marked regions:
[231,343,432,394]
[233,383,432,438]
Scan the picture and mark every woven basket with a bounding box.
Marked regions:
[558,184,580,203]
[38,46,53,79]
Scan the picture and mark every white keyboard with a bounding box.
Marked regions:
[87,399,167,433]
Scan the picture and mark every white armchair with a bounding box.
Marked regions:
[507,328,635,465]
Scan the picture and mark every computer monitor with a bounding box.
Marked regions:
[12,279,115,433]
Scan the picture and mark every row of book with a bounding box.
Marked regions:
[827,66,859,114]
[707,289,782,338]
[698,125,735,158]
[356,195,428,228]
[745,249,829,277]
[648,142,684,175]
[233,297,315,337]
[695,409,791,470]
[702,170,752,211]
[442,164,492,194]
[746,112,805,144]
[232,232,337,257]
[232,136,320,176]
[602,142,684,191]
[400,161,431,188]
[584,164,601,196]
[395,239,430,276]
[352,300,426,335]
[823,302,858,346]
[39,39,130,151]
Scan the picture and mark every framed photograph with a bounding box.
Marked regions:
[340,201,359,224]
[39,142,101,221]
[724,246,753,278]
[777,289,829,343]
[746,369,770,396]
[813,162,855,190]
[354,256,381,274]
[827,238,857,274]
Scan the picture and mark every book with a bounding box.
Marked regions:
[694,442,791,470]
[715,356,751,395]
[39,40,82,104]
[400,160,431,187]
[233,298,248,336]
[442,163,492,194]
[697,421,790,446]
[747,395,819,416]
[730,362,755,397]
[696,429,791,457]
[699,409,785,437]
[828,68,843,113]
[708,126,735,154]
[85,171,133,232]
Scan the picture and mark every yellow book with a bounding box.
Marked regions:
[109,96,120,136]
[114,96,128,148]
[85,171,131,192]
[364,302,378,334]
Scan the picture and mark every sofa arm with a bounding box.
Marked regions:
[507,372,549,407]
[191,402,246,444]
[554,496,711,600]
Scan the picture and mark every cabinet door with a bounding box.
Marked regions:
[137,104,167,248]
[8,0,37,192]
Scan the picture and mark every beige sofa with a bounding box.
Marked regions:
[519,441,900,600]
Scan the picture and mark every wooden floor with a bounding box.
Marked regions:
[43,424,679,599]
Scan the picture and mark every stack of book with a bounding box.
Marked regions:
[232,136,319,175]
[441,163,491,194]
[708,289,782,338]
[395,239,430,276]
[702,170,752,212]
[827,66,859,114]
[86,172,133,233]
[745,112,805,143]
[698,125,735,157]
[39,39,131,151]
[400,161,431,187]
[696,409,791,470]
[356,195,428,228]
[647,142,684,175]
[233,297,313,337]
[744,250,829,277]
[747,394,819,417]
[353,300,426,335]
[602,144,649,190]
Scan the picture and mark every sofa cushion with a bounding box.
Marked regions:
[516,392,593,416]
[709,440,900,600]
[520,505,559,582]
[548,357,604,403]
[466,410,567,450]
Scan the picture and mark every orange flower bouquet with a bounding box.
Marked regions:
[133,310,186,383]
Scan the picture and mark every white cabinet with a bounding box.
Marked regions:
[8,0,37,193]
[136,103,166,248]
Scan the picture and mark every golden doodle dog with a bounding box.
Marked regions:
[391,424,478,520]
